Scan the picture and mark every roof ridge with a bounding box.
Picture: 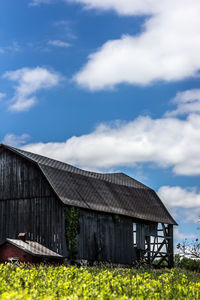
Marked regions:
[10,145,109,175]
[0,144,177,225]
[118,172,150,189]
[39,163,148,189]
[2,144,146,188]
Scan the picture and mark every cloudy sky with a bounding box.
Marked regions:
[1,0,200,244]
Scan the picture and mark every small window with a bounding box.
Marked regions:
[133,223,137,247]
[8,257,20,263]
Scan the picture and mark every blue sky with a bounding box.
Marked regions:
[1,0,200,245]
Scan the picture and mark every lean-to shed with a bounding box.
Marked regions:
[0,234,63,264]
[0,144,177,266]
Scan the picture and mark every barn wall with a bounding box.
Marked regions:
[0,148,66,255]
[76,209,135,265]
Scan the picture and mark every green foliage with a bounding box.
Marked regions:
[177,238,200,259]
[112,214,121,225]
[152,258,168,267]
[174,254,200,272]
[65,207,80,259]
[133,258,150,269]
[0,264,200,299]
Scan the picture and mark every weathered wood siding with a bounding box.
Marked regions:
[0,147,136,264]
[77,209,135,264]
[0,148,66,255]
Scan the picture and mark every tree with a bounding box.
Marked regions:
[177,238,200,259]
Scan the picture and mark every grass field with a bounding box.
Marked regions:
[0,264,200,299]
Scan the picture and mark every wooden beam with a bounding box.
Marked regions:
[168,224,174,268]
[151,239,166,261]
[157,256,168,266]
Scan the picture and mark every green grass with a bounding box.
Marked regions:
[0,264,200,299]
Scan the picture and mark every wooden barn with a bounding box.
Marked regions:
[0,144,177,266]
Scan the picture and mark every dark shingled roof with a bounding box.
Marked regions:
[1,144,177,225]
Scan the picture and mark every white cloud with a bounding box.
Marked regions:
[174,228,195,240]
[48,40,71,48]
[6,42,21,52]
[21,89,200,175]
[53,20,77,40]
[165,89,200,117]
[157,185,200,226]
[3,67,62,112]
[29,0,53,6]
[0,93,6,101]
[0,42,21,54]
[22,114,200,175]
[29,0,200,90]
[71,0,200,90]
[66,0,161,15]
[2,134,30,147]
[30,0,160,13]
[157,186,200,208]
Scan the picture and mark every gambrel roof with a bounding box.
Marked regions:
[0,144,177,225]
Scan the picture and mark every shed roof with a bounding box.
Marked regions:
[4,239,63,258]
[0,144,177,225]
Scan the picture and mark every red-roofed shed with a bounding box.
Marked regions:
[0,236,63,264]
